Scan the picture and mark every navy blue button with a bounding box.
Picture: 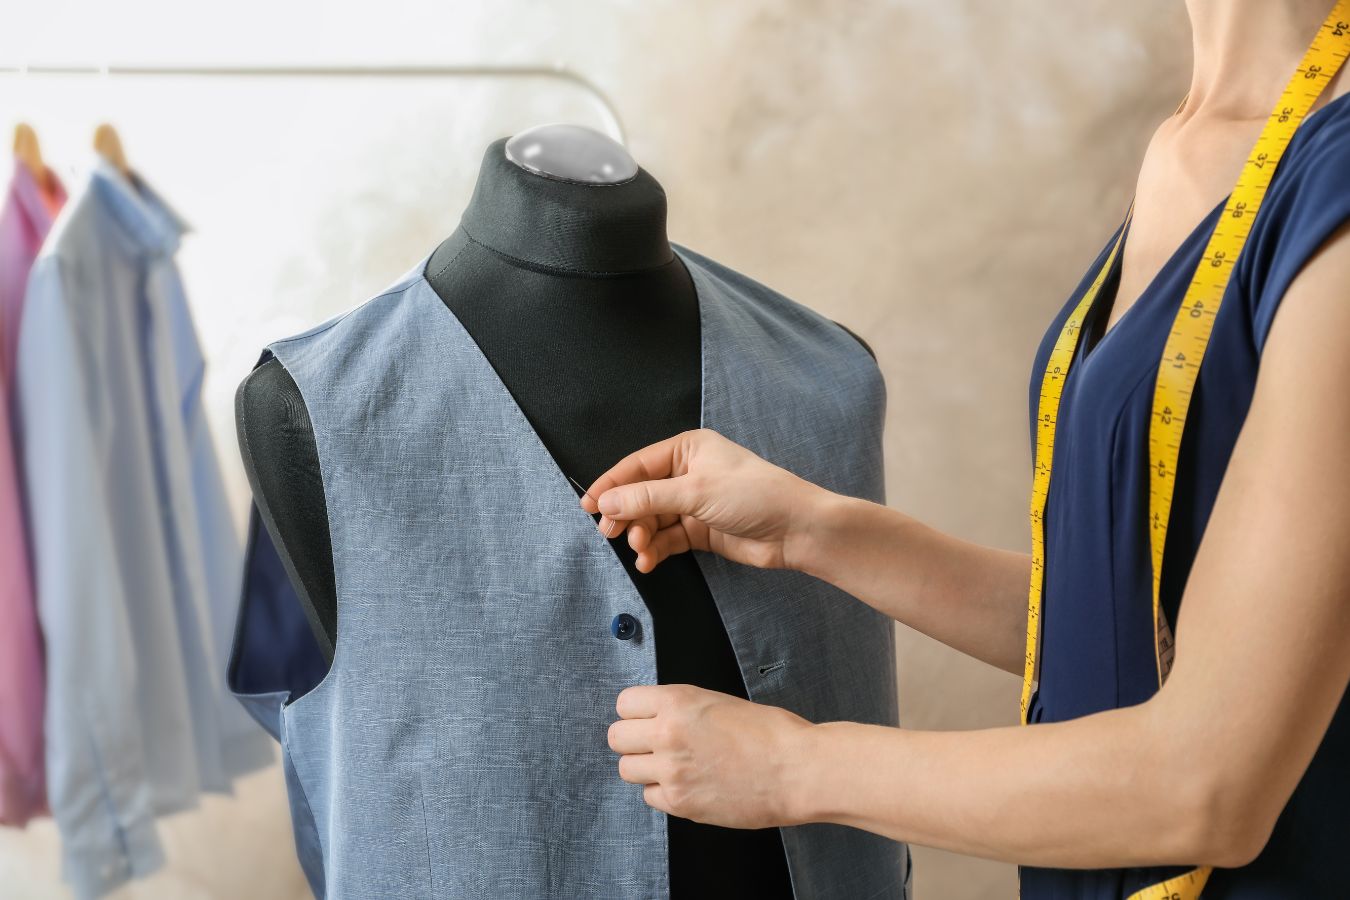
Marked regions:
[611,613,640,641]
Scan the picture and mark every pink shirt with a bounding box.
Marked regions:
[0,158,65,825]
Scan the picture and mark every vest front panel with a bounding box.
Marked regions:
[260,248,907,899]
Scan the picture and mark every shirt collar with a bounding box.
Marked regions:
[90,158,189,256]
[7,156,66,239]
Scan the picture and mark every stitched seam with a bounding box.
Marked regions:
[269,281,420,347]
[281,749,326,892]
[513,166,639,188]
[1107,409,1122,710]
[430,237,471,282]
[458,226,678,279]
[418,771,437,895]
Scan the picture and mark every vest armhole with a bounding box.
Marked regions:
[236,355,338,671]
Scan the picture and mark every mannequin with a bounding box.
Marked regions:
[237,124,871,897]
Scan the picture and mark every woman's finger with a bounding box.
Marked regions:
[635,523,694,573]
[617,753,661,785]
[616,684,668,719]
[581,432,693,513]
[643,783,673,815]
[626,516,660,552]
[608,718,657,754]
[596,475,701,522]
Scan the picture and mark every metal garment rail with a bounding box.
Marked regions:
[0,63,627,145]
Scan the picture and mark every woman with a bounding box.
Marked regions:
[583,1,1350,895]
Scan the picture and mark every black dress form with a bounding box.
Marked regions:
[236,139,877,898]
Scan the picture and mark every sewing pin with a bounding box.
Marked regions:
[568,475,618,539]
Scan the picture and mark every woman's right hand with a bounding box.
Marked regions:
[581,428,828,574]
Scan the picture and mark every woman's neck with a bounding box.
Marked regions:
[1184,0,1342,120]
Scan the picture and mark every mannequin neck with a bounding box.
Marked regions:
[457,138,673,275]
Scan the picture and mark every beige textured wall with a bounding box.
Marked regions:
[0,1,1190,897]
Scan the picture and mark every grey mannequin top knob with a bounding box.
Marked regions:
[504,123,638,185]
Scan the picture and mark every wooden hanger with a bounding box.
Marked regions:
[13,123,46,181]
[92,123,130,177]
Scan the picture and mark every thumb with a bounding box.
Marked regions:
[597,476,699,521]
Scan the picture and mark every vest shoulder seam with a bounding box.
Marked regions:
[269,280,422,350]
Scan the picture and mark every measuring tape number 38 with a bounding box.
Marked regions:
[1021,4,1350,898]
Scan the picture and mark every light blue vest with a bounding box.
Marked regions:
[237,246,906,899]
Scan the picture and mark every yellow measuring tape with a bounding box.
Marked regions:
[1021,5,1350,898]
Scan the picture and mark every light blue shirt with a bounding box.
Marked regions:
[16,161,272,899]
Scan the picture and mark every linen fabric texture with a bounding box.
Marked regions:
[231,246,908,899]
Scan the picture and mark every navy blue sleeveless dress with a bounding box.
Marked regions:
[1024,91,1350,898]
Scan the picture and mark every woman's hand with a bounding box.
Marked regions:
[580,428,825,573]
[608,684,813,829]
[587,428,1034,673]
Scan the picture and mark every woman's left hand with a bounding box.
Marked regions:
[608,684,813,828]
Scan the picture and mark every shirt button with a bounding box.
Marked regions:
[611,613,640,641]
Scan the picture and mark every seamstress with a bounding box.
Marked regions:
[584,1,1350,896]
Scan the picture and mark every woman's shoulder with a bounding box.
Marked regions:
[1256,90,1350,210]
[1291,87,1350,166]
[1238,89,1350,350]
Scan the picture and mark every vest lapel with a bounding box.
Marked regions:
[416,260,786,710]
[411,275,666,640]
[681,254,798,705]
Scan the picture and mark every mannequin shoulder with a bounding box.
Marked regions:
[236,358,315,452]
[235,357,338,659]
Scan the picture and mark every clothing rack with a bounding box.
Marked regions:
[0,62,627,144]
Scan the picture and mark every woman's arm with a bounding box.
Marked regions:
[794,222,1350,865]
[796,495,1030,674]
[583,431,1031,673]
[610,224,1350,868]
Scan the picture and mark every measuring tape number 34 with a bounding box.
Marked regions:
[1021,4,1350,898]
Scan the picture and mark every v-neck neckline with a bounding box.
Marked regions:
[413,244,710,534]
[1078,200,1224,362]
[1080,87,1350,362]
